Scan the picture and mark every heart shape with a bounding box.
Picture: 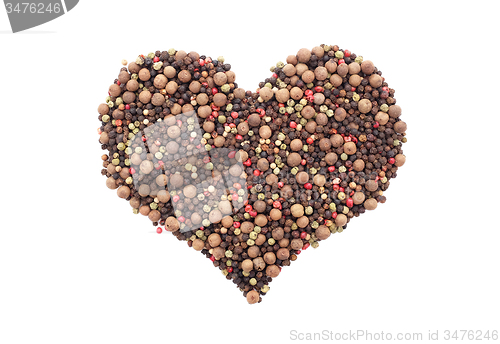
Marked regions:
[97,45,407,304]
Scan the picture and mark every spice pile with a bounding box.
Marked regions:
[97,45,407,304]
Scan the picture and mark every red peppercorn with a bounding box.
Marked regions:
[305,89,313,96]
[233,222,241,229]
[351,87,356,92]
[295,250,301,255]
[156,227,162,234]
[116,81,121,86]
[328,166,335,173]
[178,216,185,223]
[302,243,310,250]
[273,201,282,209]
[333,184,339,191]
[125,104,130,110]
[388,157,395,164]
[249,210,257,217]
[243,159,252,167]
[245,205,253,213]
[304,183,312,190]
[211,87,218,95]
[344,49,351,57]
[228,151,236,159]
[314,86,323,93]
[209,255,215,262]
[199,59,205,66]
[173,195,180,202]
[236,134,243,140]
[373,121,380,128]
[339,187,344,192]
[346,198,353,208]
[290,121,297,129]
[332,212,338,219]
[300,231,307,239]
[253,170,260,176]
[338,59,345,64]
[227,267,233,273]
[231,111,238,119]
[153,56,160,63]
[129,167,136,174]
[278,182,284,188]
[279,103,285,107]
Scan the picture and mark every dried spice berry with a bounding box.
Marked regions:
[98,45,406,304]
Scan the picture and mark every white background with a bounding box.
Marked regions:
[1,1,499,343]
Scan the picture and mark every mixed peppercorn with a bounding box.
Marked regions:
[98,45,407,304]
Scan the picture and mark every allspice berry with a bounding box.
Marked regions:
[98,103,109,115]
[266,265,280,278]
[148,210,161,222]
[246,290,260,304]
[315,225,331,240]
[270,208,282,221]
[361,60,375,75]
[138,68,151,81]
[353,159,365,172]
[117,185,130,199]
[394,121,407,133]
[375,111,389,125]
[165,216,180,232]
[106,177,117,190]
[259,126,272,139]
[109,84,121,97]
[365,179,379,192]
[297,48,311,63]
[395,154,406,167]
[291,204,304,217]
[242,259,254,272]
[213,93,227,107]
[213,72,227,86]
[276,89,290,103]
[344,141,357,155]
[213,247,225,260]
[364,198,378,210]
[389,105,402,118]
[277,248,290,260]
[291,238,303,250]
[253,257,266,271]
[353,192,366,205]
[208,233,222,247]
[192,239,205,251]
[264,252,276,265]
[259,87,273,101]
[287,152,302,167]
[335,213,347,227]
[358,99,372,114]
